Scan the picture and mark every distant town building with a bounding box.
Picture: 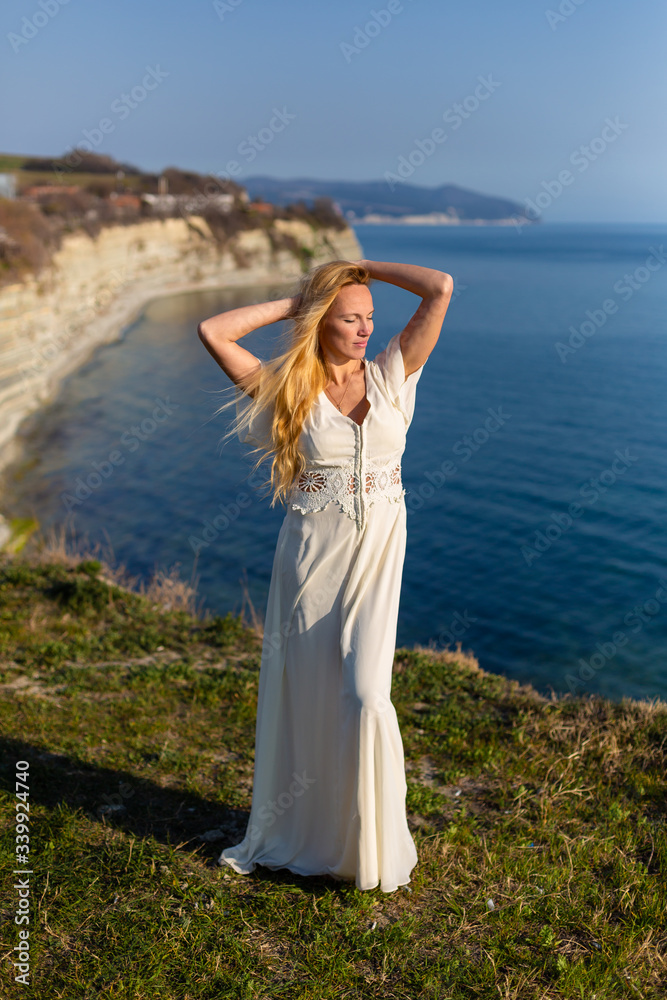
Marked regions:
[181,192,235,213]
[249,200,274,215]
[108,193,142,211]
[141,192,178,212]
[0,174,17,199]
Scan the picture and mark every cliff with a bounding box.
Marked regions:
[0,215,361,545]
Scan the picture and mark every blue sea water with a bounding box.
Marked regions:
[5,222,667,702]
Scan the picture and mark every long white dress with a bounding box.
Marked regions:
[219,331,424,892]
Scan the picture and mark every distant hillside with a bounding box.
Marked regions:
[242,176,532,224]
[0,150,348,288]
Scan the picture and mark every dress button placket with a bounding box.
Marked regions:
[356,423,365,533]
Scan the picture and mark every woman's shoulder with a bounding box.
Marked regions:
[367,332,425,427]
[367,332,412,390]
[368,332,401,369]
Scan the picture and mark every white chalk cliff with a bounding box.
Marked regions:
[0,214,361,548]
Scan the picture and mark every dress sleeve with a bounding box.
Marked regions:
[233,362,273,447]
[372,331,426,428]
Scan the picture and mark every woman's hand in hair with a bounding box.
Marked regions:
[285,294,302,319]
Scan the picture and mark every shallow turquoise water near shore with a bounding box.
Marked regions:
[5,222,667,702]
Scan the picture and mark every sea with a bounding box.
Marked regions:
[4,222,667,703]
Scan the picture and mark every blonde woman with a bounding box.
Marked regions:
[198,258,453,892]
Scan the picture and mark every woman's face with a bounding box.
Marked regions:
[319,283,374,365]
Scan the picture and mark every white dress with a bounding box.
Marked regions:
[219,331,424,892]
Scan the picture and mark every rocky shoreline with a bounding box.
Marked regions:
[0,215,362,550]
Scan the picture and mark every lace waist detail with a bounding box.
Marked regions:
[288,460,405,530]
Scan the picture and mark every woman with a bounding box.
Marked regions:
[198,258,453,892]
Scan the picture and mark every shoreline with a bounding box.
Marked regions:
[0,216,362,550]
[349,214,536,226]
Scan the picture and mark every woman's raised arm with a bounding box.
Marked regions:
[197,296,296,392]
[355,259,453,377]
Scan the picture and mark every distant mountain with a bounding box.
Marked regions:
[242,176,532,224]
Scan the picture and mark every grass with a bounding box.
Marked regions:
[0,527,665,998]
[0,151,147,189]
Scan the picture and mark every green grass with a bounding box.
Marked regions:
[0,152,148,191]
[1,549,666,998]
[0,154,30,171]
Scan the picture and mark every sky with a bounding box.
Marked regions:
[1,0,665,222]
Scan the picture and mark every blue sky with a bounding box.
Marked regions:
[2,0,665,221]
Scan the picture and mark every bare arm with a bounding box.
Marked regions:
[356,259,453,377]
[197,296,296,394]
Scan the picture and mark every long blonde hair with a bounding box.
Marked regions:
[214,259,372,508]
